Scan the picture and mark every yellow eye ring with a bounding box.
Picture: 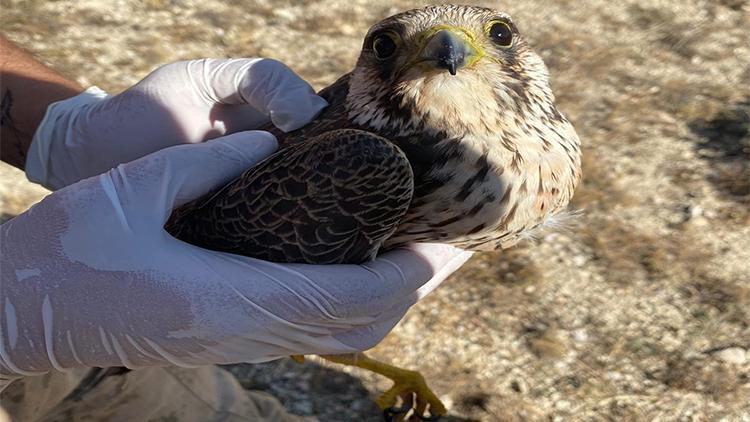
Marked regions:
[485,20,513,48]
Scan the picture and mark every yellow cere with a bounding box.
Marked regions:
[407,25,488,72]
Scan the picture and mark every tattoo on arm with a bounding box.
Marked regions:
[1,88,27,163]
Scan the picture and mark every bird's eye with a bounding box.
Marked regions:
[372,33,398,59]
[488,21,513,47]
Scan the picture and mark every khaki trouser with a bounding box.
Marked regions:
[0,366,312,422]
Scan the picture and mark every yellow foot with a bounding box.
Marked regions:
[377,367,445,421]
[290,355,305,364]
[321,353,445,420]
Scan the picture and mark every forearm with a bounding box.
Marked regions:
[0,35,83,170]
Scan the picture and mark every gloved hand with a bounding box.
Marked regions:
[25,58,327,190]
[1,132,472,379]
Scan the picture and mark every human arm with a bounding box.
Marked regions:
[0,35,83,169]
[0,132,471,379]
[1,35,327,190]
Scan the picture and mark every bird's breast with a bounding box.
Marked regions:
[385,130,579,251]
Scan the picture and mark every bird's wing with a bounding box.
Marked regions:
[265,73,354,147]
[165,129,414,264]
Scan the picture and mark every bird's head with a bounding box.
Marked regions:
[347,5,556,136]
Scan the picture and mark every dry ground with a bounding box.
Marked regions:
[1,0,749,420]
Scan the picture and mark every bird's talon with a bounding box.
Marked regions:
[375,371,446,420]
[383,405,411,422]
[385,404,411,415]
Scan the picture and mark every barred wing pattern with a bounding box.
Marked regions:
[165,129,414,264]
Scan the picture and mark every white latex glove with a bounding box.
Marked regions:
[0,132,472,380]
[25,58,327,191]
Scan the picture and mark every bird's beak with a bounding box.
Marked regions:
[418,28,480,76]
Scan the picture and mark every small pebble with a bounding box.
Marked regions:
[689,205,703,219]
[572,255,587,267]
[717,347,747,365]
[555,400,572,411]
[606,371,623,381]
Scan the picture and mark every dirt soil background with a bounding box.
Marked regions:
[1,0,749,420]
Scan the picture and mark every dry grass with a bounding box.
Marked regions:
[1,0,749,420]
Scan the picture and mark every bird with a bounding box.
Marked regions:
[166,4,581,420]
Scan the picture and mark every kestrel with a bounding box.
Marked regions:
[167,4,581,419]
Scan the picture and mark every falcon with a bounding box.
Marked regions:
[167,4,581,420]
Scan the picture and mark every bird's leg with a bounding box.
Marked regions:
[320,352,446,420]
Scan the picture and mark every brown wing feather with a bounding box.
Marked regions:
[165,129,413,264]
